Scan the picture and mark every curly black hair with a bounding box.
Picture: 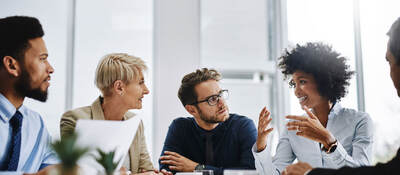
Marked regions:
[278,42,354,103]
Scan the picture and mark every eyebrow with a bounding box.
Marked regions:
[201,90,223,100]
[293,76,308,80]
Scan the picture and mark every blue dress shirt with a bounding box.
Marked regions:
[159,114,257,175]
[252,104,374,175]
[0,93,59,174]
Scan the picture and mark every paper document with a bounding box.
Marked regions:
[74,116,141,173]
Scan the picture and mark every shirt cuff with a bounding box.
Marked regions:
[252,143,270,159]
[321,141,347,164]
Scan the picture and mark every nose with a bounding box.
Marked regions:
[143,84,150,95]
[294,84,301,97]
[48,62,54,74]
[217,96,225,107]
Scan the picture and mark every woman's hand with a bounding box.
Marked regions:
[286,106,336,148]
[256,107,274,152]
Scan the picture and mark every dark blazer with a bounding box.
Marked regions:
[309,148,400,175]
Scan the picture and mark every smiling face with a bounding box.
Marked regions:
[14,37,54,102]
[123,71,149,109]
[386,44,400,97]
[290,71,328,108]
[193,80,229,124]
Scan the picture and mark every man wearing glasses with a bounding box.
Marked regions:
[159,68,257,175]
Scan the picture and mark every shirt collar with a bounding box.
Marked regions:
[91,96,106,120]
[328,103,342,120]
[0,93,17,123]
[193,115,230,137]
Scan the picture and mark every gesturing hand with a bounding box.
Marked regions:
[256,107,274,152]
[159,151,198,172]
[286,106,336,148]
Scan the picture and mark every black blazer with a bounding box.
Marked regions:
[309,148,400,175]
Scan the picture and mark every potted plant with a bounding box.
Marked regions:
[95,149,121,175]
[52,133,89,175]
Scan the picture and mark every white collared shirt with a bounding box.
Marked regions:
[252,104,373,175]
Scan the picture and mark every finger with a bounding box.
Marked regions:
[260,117,272,131]
[162,155,180,161]
[259,116,272,132]
[286,115,307,121]
[159,155,173,160]
[302,106,318,120]
[164,151,180,158]
[168,165,179,171]
[160,160,179,165]
[259,107,267,120]
[286,121,308,127]
[264,128,273,135]
[287,126,298,131]
[261,107,271,121]
[161,169,172,175]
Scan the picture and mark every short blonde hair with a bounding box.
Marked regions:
[95,53,147,95]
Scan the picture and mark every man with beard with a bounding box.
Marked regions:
[159,68,257,175]
[282,17,400,175]
[0,16,58,174]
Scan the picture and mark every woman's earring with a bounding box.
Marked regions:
[120,92,124,96]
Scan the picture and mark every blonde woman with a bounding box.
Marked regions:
[60,53,169,175]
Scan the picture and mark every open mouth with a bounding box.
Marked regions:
[298,96,307,103]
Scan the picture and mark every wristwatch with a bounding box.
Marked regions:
[321,140,338,154]
[195,164,206,170]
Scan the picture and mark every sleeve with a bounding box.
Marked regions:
[40,132,59,166]
[40,117,59,166]
[322,114,373,168]
[252,128,296,175]
[159,119,183,173]
[60,111,78,139]
[137,120,155,171]
[237,119,257,169]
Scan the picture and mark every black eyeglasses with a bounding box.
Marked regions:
[191,89,229,106]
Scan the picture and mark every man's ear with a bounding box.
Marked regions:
[185,104,198,116]
[2,56,20,77]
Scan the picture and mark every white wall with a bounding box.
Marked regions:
[153,0,201,167]
[72,0,154,157]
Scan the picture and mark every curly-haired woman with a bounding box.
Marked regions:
[252,42,373,175]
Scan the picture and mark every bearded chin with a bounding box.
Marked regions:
[14,70,48,102]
